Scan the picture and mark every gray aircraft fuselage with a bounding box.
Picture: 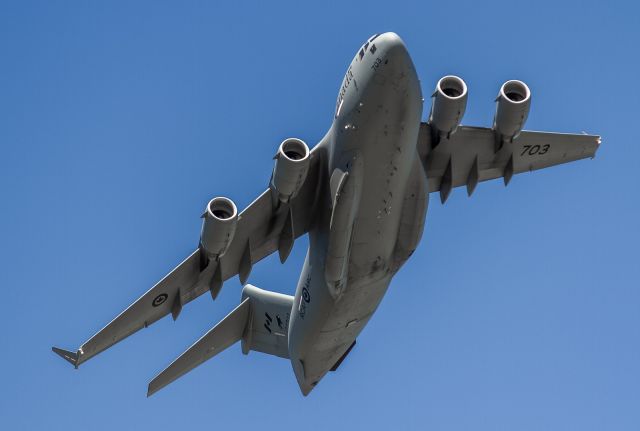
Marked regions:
[288,32,425,394]
[52,30,599,397]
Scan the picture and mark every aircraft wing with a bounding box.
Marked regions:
[52,147,325,368]
[417,124,601,202]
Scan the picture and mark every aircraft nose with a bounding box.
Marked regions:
[367,32,421,107]
[373,32,416,83]
[375,32,408,56]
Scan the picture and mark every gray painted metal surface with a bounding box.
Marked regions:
[53,32,600,396]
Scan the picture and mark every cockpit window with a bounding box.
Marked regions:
[369,34,380,42]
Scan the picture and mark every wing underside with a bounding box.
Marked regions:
[417,124,600,202]
[53,123,599,369]
[53,146,325,367]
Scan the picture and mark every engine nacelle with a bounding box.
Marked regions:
[428,75,468,142]
[200,197,238,259]
[493,80,531,144]
[270,138,310,204]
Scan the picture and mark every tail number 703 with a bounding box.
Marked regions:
[521,144,550,156]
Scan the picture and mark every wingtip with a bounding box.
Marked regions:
[146,382,159,398]
[590,135,602,159]
[52,346,79,369]
[146,374,171,398]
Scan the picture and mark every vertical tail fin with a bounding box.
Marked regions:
[240,284,293,359]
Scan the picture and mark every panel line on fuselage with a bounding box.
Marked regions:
[287,32,424,395]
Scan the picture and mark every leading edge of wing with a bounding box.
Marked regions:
[52,143,327,371]
[52,249,202,368]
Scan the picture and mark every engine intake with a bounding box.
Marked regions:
[270,138,310,204]
[493,80,531,146]
[200,197,238,258]
[428,75,468,143]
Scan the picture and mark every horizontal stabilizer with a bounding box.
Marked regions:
[52,347,79,369]
[147,298,251,397]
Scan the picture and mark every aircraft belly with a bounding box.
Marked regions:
[290,263,392,392]
[288,33,424,394]
[348,108,420,281]
[289,121,420,392]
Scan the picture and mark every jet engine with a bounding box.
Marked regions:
[270,138,310,204]
[493,80,531,145]
[200,197,238,259]
[428,75,468,142]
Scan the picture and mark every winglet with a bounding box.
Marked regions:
[52,346,80,369]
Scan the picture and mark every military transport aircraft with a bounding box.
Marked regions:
[53,32,600,396]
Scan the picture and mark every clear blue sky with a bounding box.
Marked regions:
[1,1,638,429]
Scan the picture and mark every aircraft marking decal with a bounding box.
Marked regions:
[152,294,168,307]
[298,274,312,319]
[521,144,550,156]
[264,311,286,334]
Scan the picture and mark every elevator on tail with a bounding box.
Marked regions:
[53,32,600,396]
